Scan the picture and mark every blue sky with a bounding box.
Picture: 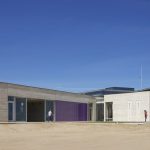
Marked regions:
[0,0,150,92]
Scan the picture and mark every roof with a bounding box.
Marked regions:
[141,88,150,91]
[84,87,134,97]
[0,82,92,98]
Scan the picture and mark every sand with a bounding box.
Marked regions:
[0,122,150,150]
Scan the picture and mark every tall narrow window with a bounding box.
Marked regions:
[16,98,26,121]
[8,96,14,121]
[46,100,54,121]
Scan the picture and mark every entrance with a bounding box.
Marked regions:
[16,98,26,121]
[27,100,45,122]
[88,103,93,121]
[105,102,113,121]
[96,103,104,121]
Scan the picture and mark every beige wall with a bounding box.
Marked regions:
[5,83,94,103]
[0,83,96,122]
[0,87,8,122]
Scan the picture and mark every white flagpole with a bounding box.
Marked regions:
[141,65,143,89]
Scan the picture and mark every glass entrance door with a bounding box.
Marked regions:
[16,98,26,121]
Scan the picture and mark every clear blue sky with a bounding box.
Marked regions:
[0,0,150,92]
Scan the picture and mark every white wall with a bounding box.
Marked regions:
[104,92,150,122]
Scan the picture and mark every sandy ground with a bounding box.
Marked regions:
[0,122,150,150]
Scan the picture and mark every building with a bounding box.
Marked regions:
[0,82,96,122]
[85,87,134,121]
[1,82,149,123]
[104,91,150,122]
[86,87,149,123]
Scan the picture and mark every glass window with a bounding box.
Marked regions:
[8,96,14,102]
[16,98,26,121]
[46,100,54,121]
[8,103,13,121]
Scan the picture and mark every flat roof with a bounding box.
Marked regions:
[84,87,134,94]
[0,82,92,99]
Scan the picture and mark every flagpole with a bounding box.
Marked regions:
[141,65,143,89]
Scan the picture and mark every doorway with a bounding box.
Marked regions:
[88,103,93,121]
[105,102,113,121]
[96,103,104,121]
[27,100,45,122]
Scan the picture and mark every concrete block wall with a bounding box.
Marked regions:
[105,92,150,122]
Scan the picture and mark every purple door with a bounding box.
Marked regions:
[55,101,87,121]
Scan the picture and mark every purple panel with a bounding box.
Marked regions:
[79,103,87,121]
[55,101,87,121]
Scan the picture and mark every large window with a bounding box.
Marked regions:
[16,98,26,121]
[45,100,54,121]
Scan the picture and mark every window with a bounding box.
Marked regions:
[8,96,15,121]
[8,96,14,102]
[46,100,54,121]
[16,98,26,121]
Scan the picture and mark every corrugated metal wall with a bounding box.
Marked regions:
[55,101,87,121]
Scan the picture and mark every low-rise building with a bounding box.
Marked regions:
[0,82,96,122]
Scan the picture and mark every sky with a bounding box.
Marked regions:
[0,0,150,92]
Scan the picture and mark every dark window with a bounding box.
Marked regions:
[8,96,14,102]
[8,103,13,121]
[16,98,26,121]
[46,100,54,121]
[96,103,104,121]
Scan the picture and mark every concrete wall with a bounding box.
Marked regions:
[0,82,96,122]
[5,83,94,103]
[105,92,150,122]
[0,85,8,122]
